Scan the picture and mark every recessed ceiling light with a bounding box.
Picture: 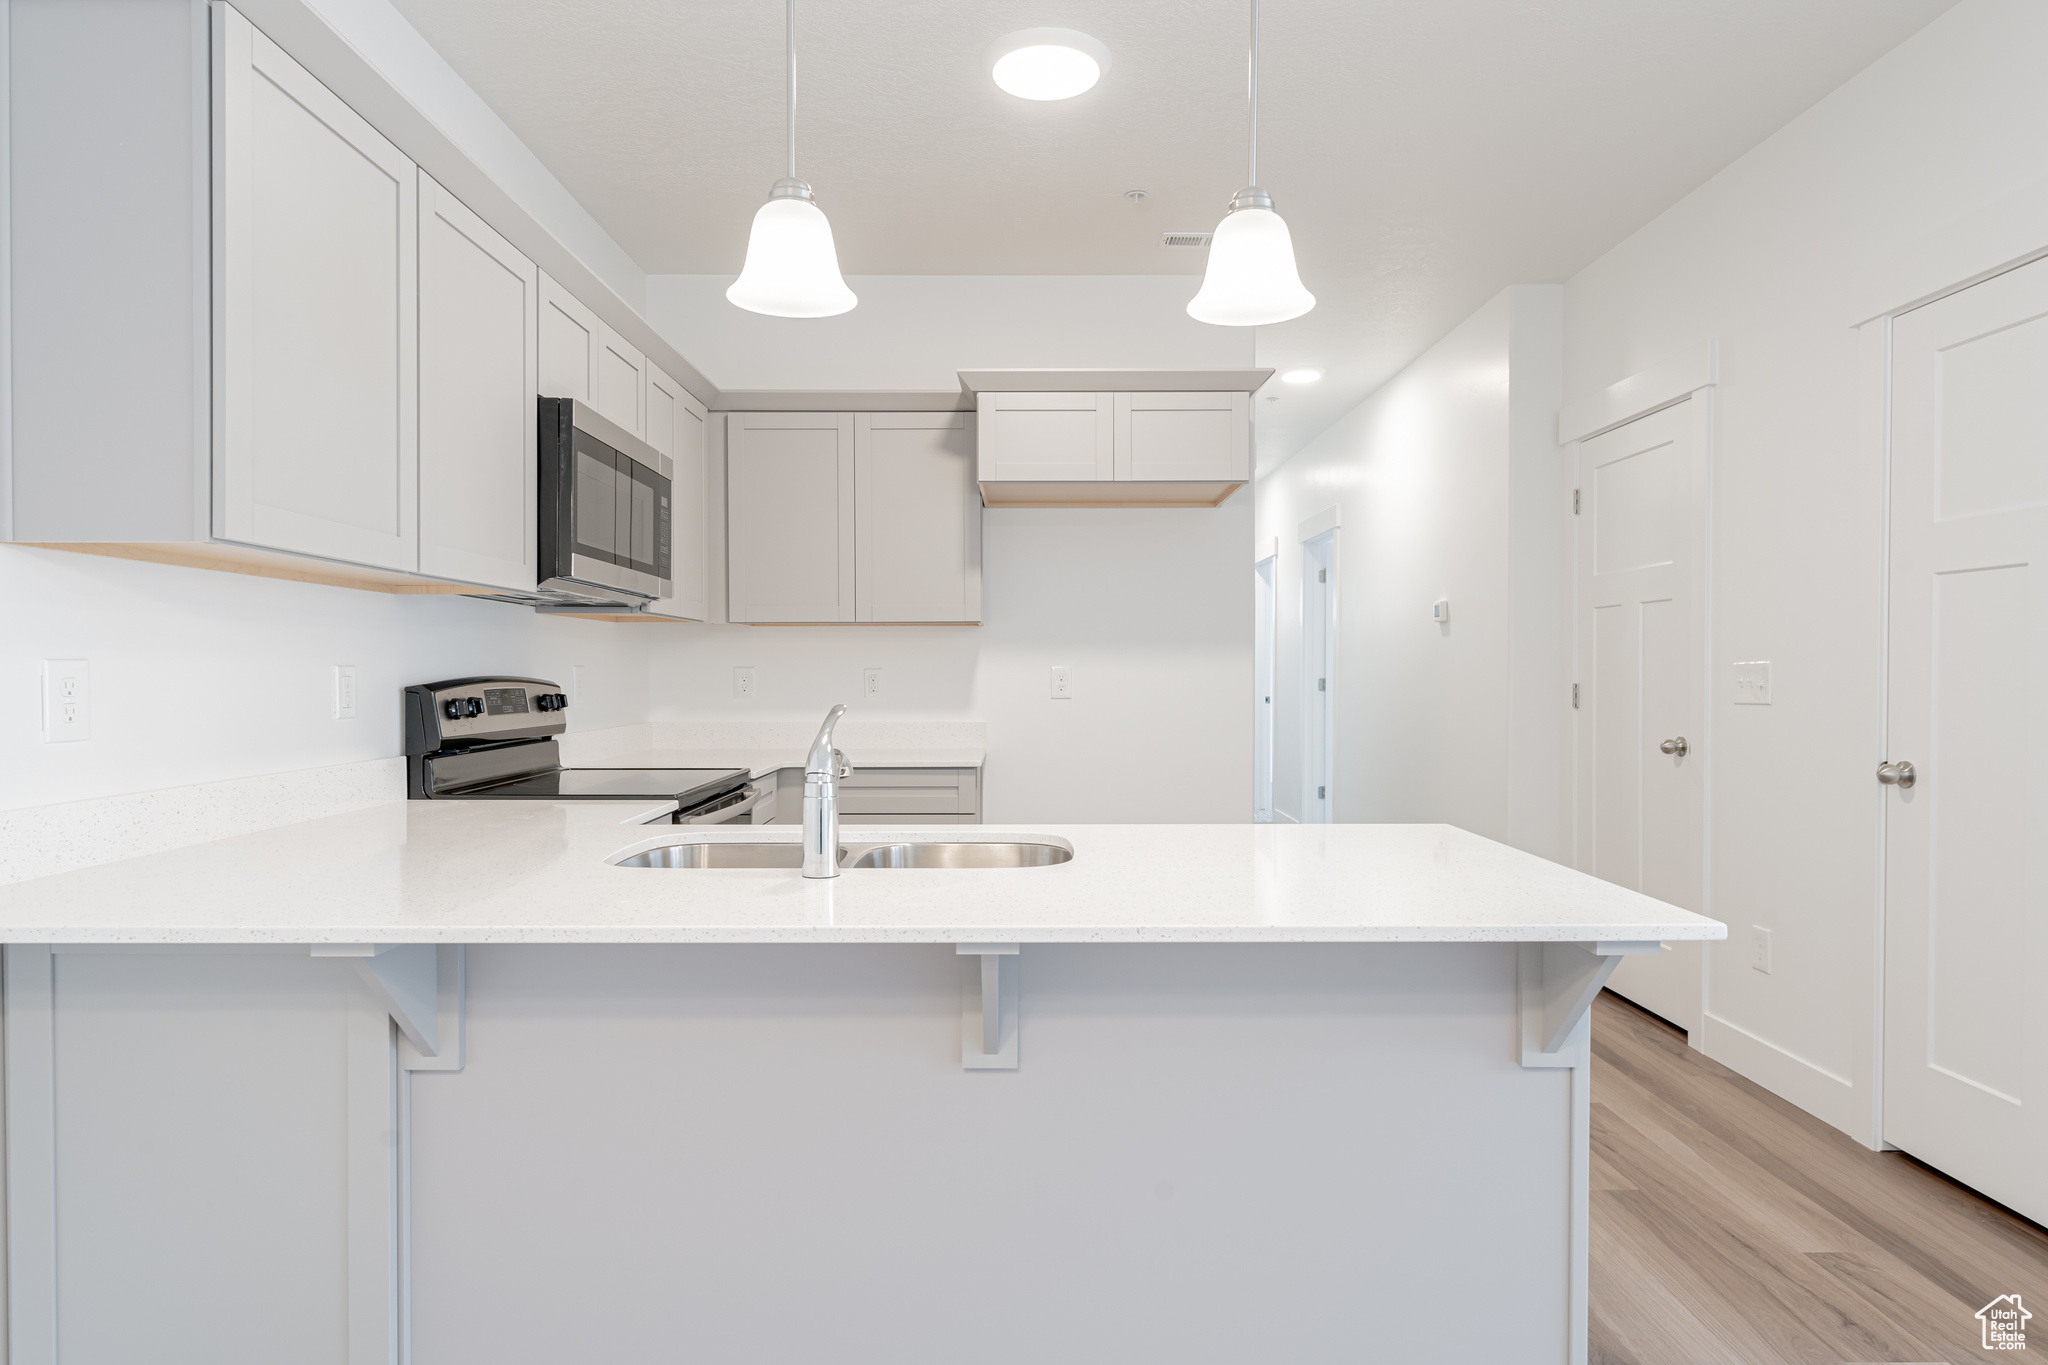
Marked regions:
[985,29,1110,101]
[1280,368,1324,384]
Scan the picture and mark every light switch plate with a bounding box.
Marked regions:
[863,668,882,698]
[1050,665,1073,700]
[1732,660,1772,704]
[733,666,755,701]
[41,659,91,742]
[334,665,358,719]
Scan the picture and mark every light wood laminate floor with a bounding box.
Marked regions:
[1590,991,2047,1364]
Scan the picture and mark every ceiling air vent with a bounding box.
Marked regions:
[1160,231,1213,248]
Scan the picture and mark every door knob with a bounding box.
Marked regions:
[1877,760,1915,789]
[1659,737,1688,757]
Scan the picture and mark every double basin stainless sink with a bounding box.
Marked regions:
[617,840,1072,870]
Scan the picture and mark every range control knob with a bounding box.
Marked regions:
[463,697,484,718]
[551,692,569,710]
[442,698,464,721]
[535,694,557,713]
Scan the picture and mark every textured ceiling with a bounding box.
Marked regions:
[392,0,1957,463]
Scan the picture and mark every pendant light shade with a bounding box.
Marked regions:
[1187,191,1314,326]
[1189,0,1313,328]
[727,180,857,318]
[727,0,855,318]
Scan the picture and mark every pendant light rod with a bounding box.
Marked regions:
[1247,0,1259,188]
[785,0,797,180]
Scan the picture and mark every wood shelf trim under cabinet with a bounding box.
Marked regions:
[21,542,487,594]
[978,481,1244,508]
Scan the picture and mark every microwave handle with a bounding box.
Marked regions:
[674,782,773,825]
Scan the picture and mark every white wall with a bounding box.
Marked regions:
[646,275,1256,823]
[648,275,1247,392]
[1254,286,1566,851]
[1561,0,2048,1141]
[0,548,647,811]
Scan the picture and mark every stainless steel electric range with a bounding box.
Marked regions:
[402,677,773,824]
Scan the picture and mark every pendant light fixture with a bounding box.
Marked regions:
[727,0,856,318]
[1187,0,1314,327]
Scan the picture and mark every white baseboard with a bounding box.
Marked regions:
[1701,1010,1867,1143]
[0,757,404,887]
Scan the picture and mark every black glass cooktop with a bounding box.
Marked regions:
[459,767,747,803]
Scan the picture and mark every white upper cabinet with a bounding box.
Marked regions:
[417,174,539,592]
[856,414,982,623]
[596,323,646,438]
[213,8,418,570]
[727,413,856,623]
[538,272,599,405]
[1115,392,1249,482]
[645,363,710,621]
[977,392,1114,482]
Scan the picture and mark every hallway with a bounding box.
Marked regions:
[1590,993,2046,1364]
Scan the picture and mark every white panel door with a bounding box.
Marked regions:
[1884,254,2048,1224]
[645,363,709,621]
[727,413,855,623]
[538,272,598,404]
[417,173,538,591]
[595,322,645,438]
[213,7,417,569]
[1114,392,1250,481]
[1577,400,1706,1035]
[976,392,1114,482]
[854,413,982,623]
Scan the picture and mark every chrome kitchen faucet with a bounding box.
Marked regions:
[802,704,852,878]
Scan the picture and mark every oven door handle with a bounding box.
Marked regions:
[675,782,772,824]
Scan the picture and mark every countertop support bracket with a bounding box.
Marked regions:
[312,944,466,1071]
[957,944,1019,1070]
[1518,941,1658,1066]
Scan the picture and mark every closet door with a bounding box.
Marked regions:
[417,173,538,590]
[727,413,855,622]
[855,414,981,623]
[538,272,599,405]
[213,6,417,569]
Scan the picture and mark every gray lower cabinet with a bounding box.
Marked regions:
[772,766,982,826]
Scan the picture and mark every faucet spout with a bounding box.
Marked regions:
[802,704,849,879]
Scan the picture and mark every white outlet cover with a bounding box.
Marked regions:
[863,668,883,697]
[1750,924,1772,974]
[41,658,91,742]
[1732,660,1772,704]
[1050,665,1073,700]
[334,665,359,720]
[733,666,755,700]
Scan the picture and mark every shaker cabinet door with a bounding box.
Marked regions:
[976,392,1114,482]
[538,271,599,406]
[646,363,710,621]
[1114,391,1250,482]
[417,173,539,591]
[856,414,982,623]
[595,323,646,438]
[213,8,418,569]
[727,413,855,623]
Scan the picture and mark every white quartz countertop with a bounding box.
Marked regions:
[0,801,1726,946]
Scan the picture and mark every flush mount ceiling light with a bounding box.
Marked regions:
[1187,0,1314,327]
[985,28,1110,101]
[1280,367,1323,384]
[726,0,856,318]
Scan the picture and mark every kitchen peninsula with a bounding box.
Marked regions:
[0,808,1720,1364]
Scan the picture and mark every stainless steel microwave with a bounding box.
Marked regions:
[538,397,671,603]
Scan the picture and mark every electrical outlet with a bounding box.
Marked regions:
[863,668,883,698]
[334,665,359,720]
[1050,665,1073,700]
[733,666,755,701]
[571,665,590,711]
[1750,925,1773,974]
[41,659,91,742]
